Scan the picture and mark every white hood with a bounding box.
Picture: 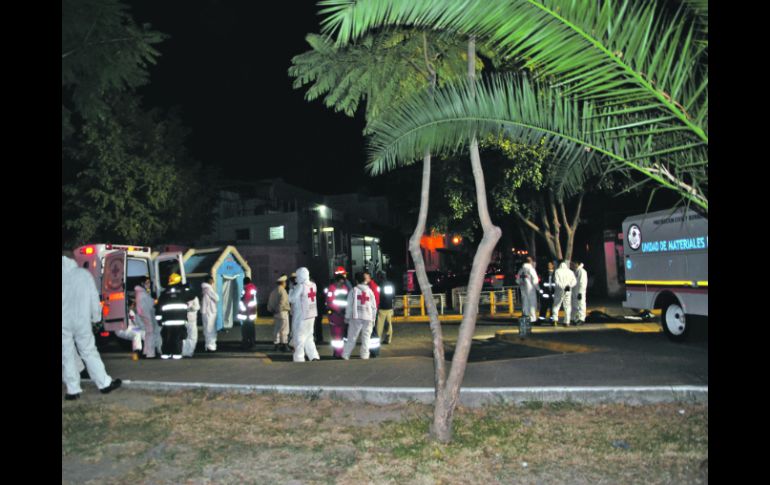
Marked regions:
[62,256,77,274]
[295,267,310,284]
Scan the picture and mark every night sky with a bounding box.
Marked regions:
[128,0,371,194]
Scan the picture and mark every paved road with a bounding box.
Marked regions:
[95,320,707,389]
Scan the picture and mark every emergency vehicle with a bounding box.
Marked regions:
[73,244,187,340]
[621,208,708,342]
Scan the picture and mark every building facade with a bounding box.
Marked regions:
[197,179,395,302]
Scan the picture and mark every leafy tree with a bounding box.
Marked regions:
[62,0,165,140]
[62,97,216,247]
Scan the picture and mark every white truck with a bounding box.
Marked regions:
[72,244,186,341]
[621,208,708,342]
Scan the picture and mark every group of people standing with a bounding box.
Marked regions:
[265,266,395,362]
[517,256,588,326]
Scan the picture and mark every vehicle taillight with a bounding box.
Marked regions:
[103,304,110,316]
[495,275,505,280]
[100,332,109,337]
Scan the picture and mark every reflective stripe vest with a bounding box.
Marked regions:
[237,283,258,322]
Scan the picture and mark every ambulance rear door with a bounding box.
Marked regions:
[101,250,127,332]
[153,252,187,297]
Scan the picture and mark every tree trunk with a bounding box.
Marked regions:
[431,35,502,444]
[410,151,447,395]
[561,192,584,262]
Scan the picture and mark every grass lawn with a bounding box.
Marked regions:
[62,389,707,484]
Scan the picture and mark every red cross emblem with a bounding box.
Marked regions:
[308,288,316,302]
[357,291,369,305]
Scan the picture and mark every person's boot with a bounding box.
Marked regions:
[64,393,80,401]
[99,379,122,394]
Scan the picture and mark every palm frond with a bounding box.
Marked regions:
[365,73,707,210]
[317,0,708,145]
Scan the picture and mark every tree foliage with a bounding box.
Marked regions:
[62,0,166,140]
[62,97,216,247]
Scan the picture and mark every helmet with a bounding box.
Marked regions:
[168,273,182,286]
[334,266,347,275]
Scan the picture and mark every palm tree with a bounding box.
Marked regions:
[315,0,708,443]
[318,0,708,209]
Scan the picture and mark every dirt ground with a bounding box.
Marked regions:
[62,388,708,484]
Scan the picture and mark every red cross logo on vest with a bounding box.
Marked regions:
[357,291,369,305]
[308,288,316,302]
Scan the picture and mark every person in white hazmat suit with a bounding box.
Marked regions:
[289,267,320,362]
[341,272,378,360]
[570,260,588,325]
[182,294,200,357]
[62,256,121,400]
[115,302,145,355]
[552,260,578,326]
[516,257,540,323]
[200,275,219,352]
[135,278,160,358]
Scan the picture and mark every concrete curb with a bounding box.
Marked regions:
[118,380,707,407]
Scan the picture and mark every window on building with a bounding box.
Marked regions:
[312,229,320,257]
[269,225,284,240]
[235,228,250,241]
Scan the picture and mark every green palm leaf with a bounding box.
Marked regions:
[365,73,707,210]
[317,0,708,146]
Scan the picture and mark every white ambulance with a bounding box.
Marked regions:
[72,244,186,337]
[621,208,708,342]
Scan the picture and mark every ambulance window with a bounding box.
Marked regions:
[126,258,150,295]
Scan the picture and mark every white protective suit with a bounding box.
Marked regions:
[552,262,578,325]
[571,263,588,323]
[200,282,219,351]
[62,257,113,394]
[115,309,145,352]
[516,262,540,322]
[182,296,200,357]
[289,267,320,362]
[135,285,159,358]
[342,283,378,360]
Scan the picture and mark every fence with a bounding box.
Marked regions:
[458,286,520,315]
[393,293,446,316]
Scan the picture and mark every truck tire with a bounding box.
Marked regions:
[661,301,688,342]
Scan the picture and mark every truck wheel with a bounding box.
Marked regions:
[661,302,688,342]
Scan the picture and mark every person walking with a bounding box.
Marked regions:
[341,272,378,360]
[571,259,588,325]
[200,275,219,352]
[552,260,578,326]
[375,272,395,344]
[62,256,121,400]
[268,274,291,352]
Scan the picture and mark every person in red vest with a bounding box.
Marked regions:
[326,272,351,358]
[237,276,258,350]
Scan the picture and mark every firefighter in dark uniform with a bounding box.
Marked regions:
[538,261,557,324]
[157,273,190,359]
[326,270,351,358]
